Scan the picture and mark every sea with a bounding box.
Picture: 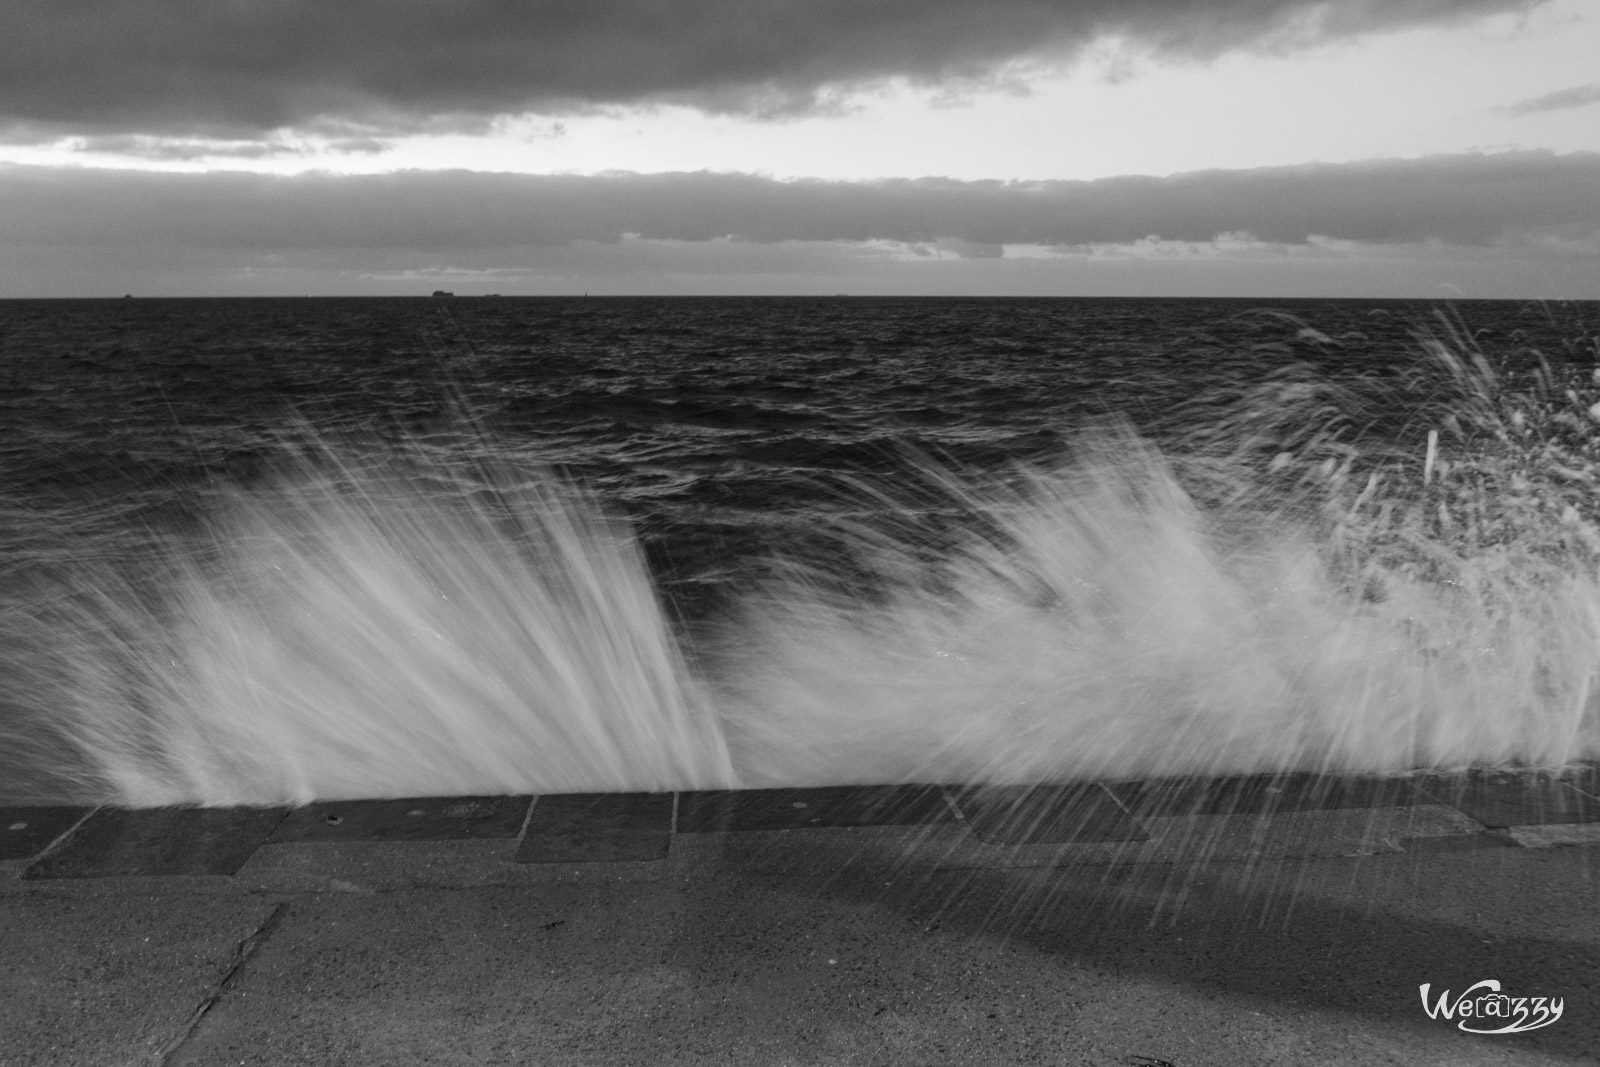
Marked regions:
[2,296,1597,806]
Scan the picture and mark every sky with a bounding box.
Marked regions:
[2,0,1597,298]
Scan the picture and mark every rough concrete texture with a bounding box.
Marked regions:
[0,889,283,1065]
[1,830,1588,1066]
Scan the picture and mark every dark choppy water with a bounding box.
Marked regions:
[1,296,1572,576]
[2,296,1597,805]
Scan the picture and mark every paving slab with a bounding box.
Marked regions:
[677,784,955,833]
[1558,764,1600,799]
[0,805,94,861]
[0,890,283,1066]
[268,794,532,843]
[1419,769,1600,828]
[1139,803,1487,864]
[24,805,288,879]
[949,782,1148,844]
[1108,772,1424,817]
[516,791,674,864]
[235,838,670,893]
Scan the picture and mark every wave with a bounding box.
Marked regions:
[7,317,1600,806]
[5,447,734,806]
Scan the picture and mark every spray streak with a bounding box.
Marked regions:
[13,446,735,806]
[713,424,1600,786]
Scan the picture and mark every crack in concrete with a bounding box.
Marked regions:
[155,899,291,1065]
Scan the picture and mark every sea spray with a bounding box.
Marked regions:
[23,444,734,805]
[13,314,1600,807]
[711,425,1600,787]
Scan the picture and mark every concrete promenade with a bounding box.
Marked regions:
[2,769,1597,1065]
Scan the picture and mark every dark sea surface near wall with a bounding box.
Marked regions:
[4,295,1586,556]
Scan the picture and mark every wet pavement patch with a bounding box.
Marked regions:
[1395,828,1520,852]
[1107,773,1423,818]
[1418,770,1600,828]
[1557,764,1600,799]
[515,792,674,864]
[24,806,288,879]
[269,795,533,843]
[676,785,955,833]
[0,806,93,861]
[951,783,1148,845]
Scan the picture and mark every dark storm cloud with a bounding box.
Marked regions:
[0,0,1542,136]
[1507,82,1600,115]
[3,152,1594,255]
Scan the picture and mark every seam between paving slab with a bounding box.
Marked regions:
[154,900,292,1064]
[4,767,1599,884]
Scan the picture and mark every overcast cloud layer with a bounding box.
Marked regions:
[1508,81,1600,114]
[5,153,1594,255]
[1,0,1543,135]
